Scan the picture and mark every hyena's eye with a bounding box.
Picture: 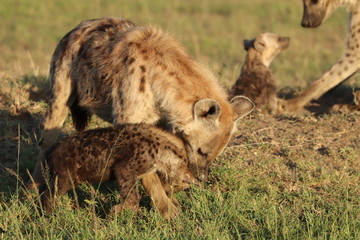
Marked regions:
[311,0,319,5]
[197,148,208,158]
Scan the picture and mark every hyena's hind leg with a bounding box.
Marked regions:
[69,96,91,132]
[110,163,142,215]
[29,66,74,189]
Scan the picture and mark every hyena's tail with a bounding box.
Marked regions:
[70,97,91,132]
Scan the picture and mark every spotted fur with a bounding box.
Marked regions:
[40,123,198,219]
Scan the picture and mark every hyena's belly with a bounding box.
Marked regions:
[89,105,113,123]
[76,81,114,122]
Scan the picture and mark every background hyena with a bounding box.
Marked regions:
[40,123,199,219]
[32,17,254,214]
[230,33,290,113]
[281,0,360,112]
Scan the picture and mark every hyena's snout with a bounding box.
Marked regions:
[183,171,201,187]
[279,36,290,50]
[189,163,209,182]
[301,15,322,28]
[301,4,326,28]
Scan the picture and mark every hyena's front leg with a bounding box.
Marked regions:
[280,55,359,112]
[142,173,180,219]
[29,71,73,189]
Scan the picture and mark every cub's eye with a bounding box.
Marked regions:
[197,148,208,158]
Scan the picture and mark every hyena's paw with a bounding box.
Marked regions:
[277,98,304,114]
[171,196,180,208]
[158,200,181,219]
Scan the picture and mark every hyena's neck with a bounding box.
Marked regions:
[346,10,360,53]
[243,48,267,70]
[349,6,360,26]
[339,0,359,12]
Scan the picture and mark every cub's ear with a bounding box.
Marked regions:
[193,99,221,122]
[243,39,255,51]
[254,37,266,52]
[230,96,255,121]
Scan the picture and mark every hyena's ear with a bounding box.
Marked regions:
[230,96,255,121]
[193,99,221,122]
[243,39,255,51]
[254,37,266,52]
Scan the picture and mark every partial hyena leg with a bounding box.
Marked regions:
[281,55,359,112]
[157,172,181,208]
[268,94,278,114]
[39,181,54,213]
[111,165,141,215]
[39,173,72,213]
[30,68,74,188]
[141,173,180,219]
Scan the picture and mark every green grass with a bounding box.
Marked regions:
[1,0,360,239]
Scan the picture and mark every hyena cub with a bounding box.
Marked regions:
[230,33,290,113]
[39,123,198,219]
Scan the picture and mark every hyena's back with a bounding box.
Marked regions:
[50,18,136,130]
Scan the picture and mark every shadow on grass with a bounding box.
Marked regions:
[63,182,154,219]
[22,75,51,103]
[0,109,42,191]
[0,74,50,196]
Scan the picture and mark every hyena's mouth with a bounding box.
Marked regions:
[182,176,200,186]
[301,6,326,28]
[301,18,323,28]
[188,163,209,182]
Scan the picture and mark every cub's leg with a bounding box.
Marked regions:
[110,163,141,215]
[40,171,74,213]
[141,173,180,219]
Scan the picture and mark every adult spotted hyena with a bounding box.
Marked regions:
[281,0,360,112]
[40,123,199,219]
[32,18,254,213]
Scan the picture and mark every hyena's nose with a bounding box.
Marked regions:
[193,179,200,186]
[301,19,311,28]
[301,17,322,28]
[280,37,290,42]
[198,173,208,182]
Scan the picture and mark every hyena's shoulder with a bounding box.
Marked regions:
[114,25,230,111]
